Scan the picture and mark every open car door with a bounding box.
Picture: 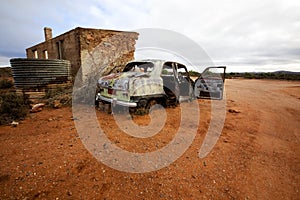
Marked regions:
[194,66,226,100]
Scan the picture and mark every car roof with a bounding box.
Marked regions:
[128,59,185,66]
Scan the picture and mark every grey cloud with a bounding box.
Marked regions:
[0,0,299,72]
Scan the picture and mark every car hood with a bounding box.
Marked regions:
[98,71,149,89]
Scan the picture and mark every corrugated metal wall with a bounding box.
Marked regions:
[10,58,70,89]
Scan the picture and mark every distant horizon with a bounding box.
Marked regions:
[1,63,299,73]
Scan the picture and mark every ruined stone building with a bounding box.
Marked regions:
[26,27,139,82]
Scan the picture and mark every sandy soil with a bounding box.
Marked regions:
[0,79,299,199]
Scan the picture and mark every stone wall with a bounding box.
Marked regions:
[78,28,139,82]
[26,27,139,82]
[26,29,81,78]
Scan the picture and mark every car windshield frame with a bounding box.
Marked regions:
[122,62,155,74]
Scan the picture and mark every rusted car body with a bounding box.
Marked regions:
[95,59,225,112]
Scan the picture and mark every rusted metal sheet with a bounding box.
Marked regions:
[10,58,70,89]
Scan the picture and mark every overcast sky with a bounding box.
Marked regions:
[1,0,299,72]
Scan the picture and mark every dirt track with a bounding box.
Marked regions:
[0,79,299,199]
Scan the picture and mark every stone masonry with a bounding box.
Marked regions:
[26,27,139,82]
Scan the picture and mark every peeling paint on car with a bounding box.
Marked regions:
[95,59,226,111]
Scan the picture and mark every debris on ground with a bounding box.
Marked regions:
[10,121,19,127]
[30,103,45,113]
[53,100,62,109]
[228,108,241,113]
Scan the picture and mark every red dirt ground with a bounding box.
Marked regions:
[0,79,299,199]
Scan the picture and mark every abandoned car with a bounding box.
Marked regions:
[95,59,225,112]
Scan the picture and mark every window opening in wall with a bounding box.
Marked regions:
[43,50,48,59]
[56,40,64,59]
[33,50,38,58]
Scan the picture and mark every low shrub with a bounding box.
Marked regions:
[0,79,14,89]
[0,92,29,125]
